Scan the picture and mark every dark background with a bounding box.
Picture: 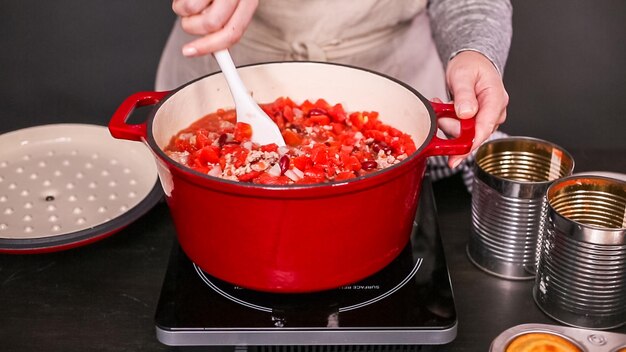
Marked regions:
[1,2,625,351]
[1,0,626,154]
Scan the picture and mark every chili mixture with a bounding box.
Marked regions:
[165,97,416,185]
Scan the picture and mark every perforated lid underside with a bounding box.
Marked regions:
[0,124,159,245]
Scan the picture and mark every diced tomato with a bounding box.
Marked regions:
[253,173,290,185]
[260,143,279,153]
[335,171,356,181]
[341,154,362,172]
[327,145,340,159]
[349,112,365,130]
[304,167,326,180]
[295,176,322,185]
[261,105,273,116]
[328,103,347,123]
[299,100,314,115]
[314,98,331,110]
[238,170,262,182]
[387,126,404,138]
[194,129,210,148]
[341,135,357,147]
[340,145,354,154]
[220,109,237,123]
[292,155,313,171]
[404,137,417,155]
[363,129,386,142]
[273,112,286,130]
[282,129,303,147]
[309,114,330,125]
[191,165,210,174]
[310,144,330,167]
[296,175,324,184]
[331,122,345,135]
[196,145,220,164]
[282,96,296,108]
[234,122,252,142]
[173,138,194,153]
[366,111,379,121]
[273,96,296,109]
[189,155,210,172]
[221,144,240,155]
[283,105,294,122]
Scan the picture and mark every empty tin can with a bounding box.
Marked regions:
[534,175,626,330]
[467,137,574,279]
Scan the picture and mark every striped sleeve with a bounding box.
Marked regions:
[428,0,513,74]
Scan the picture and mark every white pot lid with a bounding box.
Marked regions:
[0,124,162,253]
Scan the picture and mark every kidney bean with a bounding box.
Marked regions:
[289,124,303,133]
[279,155,290,175]
[309,108,327,116]
[217,133,228,147]
[372,141,391,154]
[361,160,378,171]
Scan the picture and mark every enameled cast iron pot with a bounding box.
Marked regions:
[109,62,474,293]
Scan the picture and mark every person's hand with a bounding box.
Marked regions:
[444,50,509,168]
[172,0,259,57]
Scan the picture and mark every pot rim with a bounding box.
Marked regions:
[145,60,437,193]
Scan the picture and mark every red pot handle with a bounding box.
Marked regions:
[108,91,169,141]
[423,101,475,157]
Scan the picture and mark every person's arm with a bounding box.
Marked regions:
[428,0,513,168]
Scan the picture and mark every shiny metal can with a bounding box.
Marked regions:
[467,137,574,279]
[534,175,626,330]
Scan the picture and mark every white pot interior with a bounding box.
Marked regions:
[152,62,433,151]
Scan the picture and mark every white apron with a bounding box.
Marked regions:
[155,0,448,101]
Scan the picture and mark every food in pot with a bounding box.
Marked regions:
[164,97,416,185]
[505,332,582,352]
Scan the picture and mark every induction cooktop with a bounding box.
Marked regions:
[155,177,457,348]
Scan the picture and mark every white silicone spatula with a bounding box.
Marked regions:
[213,49,286,146]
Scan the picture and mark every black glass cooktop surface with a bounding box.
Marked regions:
[155,177,457,346]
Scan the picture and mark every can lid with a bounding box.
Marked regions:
[0,123,162,253]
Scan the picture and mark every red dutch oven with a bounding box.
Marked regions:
[109,62,474,293]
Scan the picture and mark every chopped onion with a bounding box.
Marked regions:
[242,141,253,150]
[219,120,235,130]
[284,169,301,182]
[168,151,189,165]
[292,167,304,178]
[278,146,290,156]
[207,165,222,177]
[251,161,268,172]
[178,132,193,140]
[267,163,282,177]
